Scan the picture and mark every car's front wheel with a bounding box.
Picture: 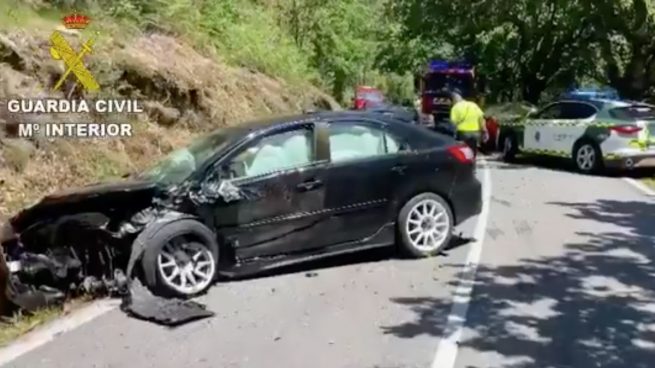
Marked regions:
[138,219,219,298]
[397,193,454,257]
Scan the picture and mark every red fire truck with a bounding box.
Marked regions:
[417,60,499,150]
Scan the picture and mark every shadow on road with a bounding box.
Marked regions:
[382,199,655,368]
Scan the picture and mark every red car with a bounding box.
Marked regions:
[353,86,385,110]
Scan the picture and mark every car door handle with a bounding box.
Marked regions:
[391,165,407,174]
[296,179,323,191]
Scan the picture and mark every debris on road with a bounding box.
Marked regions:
[120,279,214,327]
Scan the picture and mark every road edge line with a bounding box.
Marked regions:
[0,299,119,367]
[622,177,655,197]
[431,157,492,368]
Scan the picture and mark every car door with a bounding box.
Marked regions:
[548,102,598,153]
[524,102,564,151]
[201,123,329,259]
[318,118,411,246]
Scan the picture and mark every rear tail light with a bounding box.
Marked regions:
[609,125,643,135]
[448,144,475,164]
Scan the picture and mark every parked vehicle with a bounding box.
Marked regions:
[1,111,482,300]
[353,86,386,110]
[499,97,655,173]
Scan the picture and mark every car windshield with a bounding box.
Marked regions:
[138,129,234,185]
[425,73,474,97]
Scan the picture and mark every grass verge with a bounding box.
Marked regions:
[0,297,93,347]
[0,306,63,347]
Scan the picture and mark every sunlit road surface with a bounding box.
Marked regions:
[4,156,655,368]
[453,158,655,368]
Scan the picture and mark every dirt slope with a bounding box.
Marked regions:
[0,29,339,220]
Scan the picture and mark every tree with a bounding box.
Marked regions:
[587,0,655,100]
[387,0,598,103]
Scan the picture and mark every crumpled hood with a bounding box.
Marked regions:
[9,179,160,233]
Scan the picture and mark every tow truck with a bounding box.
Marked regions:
[416,60,499,150]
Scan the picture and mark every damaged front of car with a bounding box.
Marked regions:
[1,172,225,325]
[0,131,239,325]
[0,178,164,313]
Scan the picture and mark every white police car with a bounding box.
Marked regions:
[498,97,655,173]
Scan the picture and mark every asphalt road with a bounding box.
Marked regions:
[3,156,655,368]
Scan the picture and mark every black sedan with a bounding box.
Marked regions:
[1,110,482,299]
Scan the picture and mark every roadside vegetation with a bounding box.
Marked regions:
[0,306,62,347]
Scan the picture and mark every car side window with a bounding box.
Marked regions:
[328,123,400,162]
[561,102,597,120]
[385,132,408,154]
[536,103,564,119]
[225,128,314,179]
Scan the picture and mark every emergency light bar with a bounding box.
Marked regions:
[561,87,620,101]
[428,60,473,72]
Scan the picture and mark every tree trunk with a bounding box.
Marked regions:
[612,47,652,100]
[521,76,546,104]
[0,249,11,316]
[332,69,347,104]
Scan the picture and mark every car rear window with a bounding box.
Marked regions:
[609,105,655,121]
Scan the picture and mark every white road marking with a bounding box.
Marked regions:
[431,158,492,368]
[0,299,119,367]
[623,177,655,197]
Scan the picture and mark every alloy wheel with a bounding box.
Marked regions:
[576,144,596,171]
[157,238,216,295]
[405,198,451,252]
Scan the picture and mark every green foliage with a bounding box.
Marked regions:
[94,0,316,83]
[273,0,387,102]
[45,0,655,107]
[388,0,655,103]
[199,2,316,83]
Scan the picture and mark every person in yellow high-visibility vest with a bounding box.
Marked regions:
[450,89,488,155]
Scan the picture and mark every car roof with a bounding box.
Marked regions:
[210,110,409,140]
[364,106,416,120]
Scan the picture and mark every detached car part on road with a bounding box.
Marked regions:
[499,99,655,173]
[0,111,482,325]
